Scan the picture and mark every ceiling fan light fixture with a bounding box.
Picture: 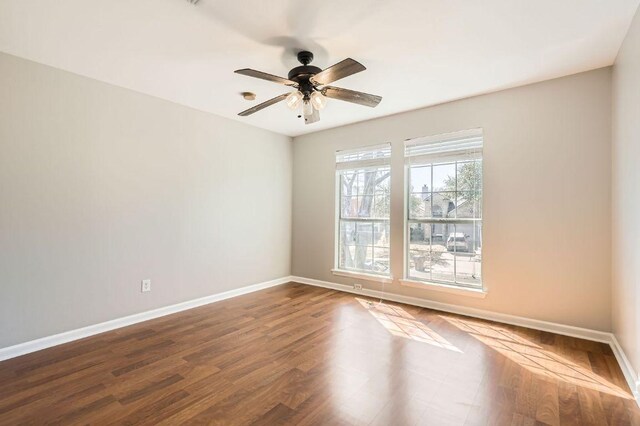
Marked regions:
[310,91,327,110]
[302,99,313,116]
[285,91,303,110]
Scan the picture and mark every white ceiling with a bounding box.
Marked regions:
[0,0,638,137]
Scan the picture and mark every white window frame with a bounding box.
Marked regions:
[403,129,484,292]
[334,143,392,280]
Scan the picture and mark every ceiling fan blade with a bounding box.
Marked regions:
[310,58,366,86]
[321,86,382,107]
[235,69,298,87]
[304,109,320,125]
[238,93,290,116]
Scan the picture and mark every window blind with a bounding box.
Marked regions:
[336,143,391,170]
[405,129,483,164]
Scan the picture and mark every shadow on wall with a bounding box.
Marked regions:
[196,0,385,68]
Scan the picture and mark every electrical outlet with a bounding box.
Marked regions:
[353,283,362,290]
[141,279,151,293]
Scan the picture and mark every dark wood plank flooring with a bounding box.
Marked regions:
[0,282,638,425]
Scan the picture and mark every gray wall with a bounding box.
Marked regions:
[0,52,292,348]
[292,68,612,331]
[612,6,640,389]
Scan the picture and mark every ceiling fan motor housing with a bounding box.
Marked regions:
[288,66,321,94]
[288,51,321,95]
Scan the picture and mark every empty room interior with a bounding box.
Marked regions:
[2,1,640,424]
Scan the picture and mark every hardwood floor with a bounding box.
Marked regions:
[0,282,638,425]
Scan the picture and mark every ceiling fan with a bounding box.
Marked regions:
[234,51,382,124]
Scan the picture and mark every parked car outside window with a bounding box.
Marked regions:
[446,232,470,252]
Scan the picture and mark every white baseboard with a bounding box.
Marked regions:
[291,275,640,406]
[610,334,640,403]
[0,276,293,362]
[291,276,611,342]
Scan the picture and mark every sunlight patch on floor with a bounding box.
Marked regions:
[356,298,461,352]
[443,316,632,399]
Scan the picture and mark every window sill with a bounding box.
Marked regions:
[331,269,394,284]
[399,279,487,298]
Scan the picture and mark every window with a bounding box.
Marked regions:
[405,129,483,289]
[336,144,391,276]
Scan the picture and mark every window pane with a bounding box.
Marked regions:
[340,221,356,245]
[358,246,374,272]
[407,220,482,287]
[455,192,481,219]
[409,193,427,219]
[342,170,391,219]
[372,192,390,219]
[453,222,482,287]
[339,220,357,270]
[430,222,448,245]
[431,192,455,218]
[373,247,390,274]
[341,171,357,197]
[340,244,357,270]
[339,222,372,272]
[374,169,391,219]
[356,222,373,246]
[372,222,390,274]
[432,162,456,191]
[375,169,391,193]
[373,222,390,247]
[353,171,361,196]
[338,219,391,274]
[410,165,431,194]
[341,195,358,218]
[358,195,373,218]
[408,222,454,283]
[360,170,376,195]
[408,248,430,281]
[457,160,482,194]
[408,223,431,280]
[431,223,454,283]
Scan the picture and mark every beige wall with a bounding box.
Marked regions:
[612,7,640,387]
[0,52,292,348]
[0,46,620,349]
[292,68,612,331]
